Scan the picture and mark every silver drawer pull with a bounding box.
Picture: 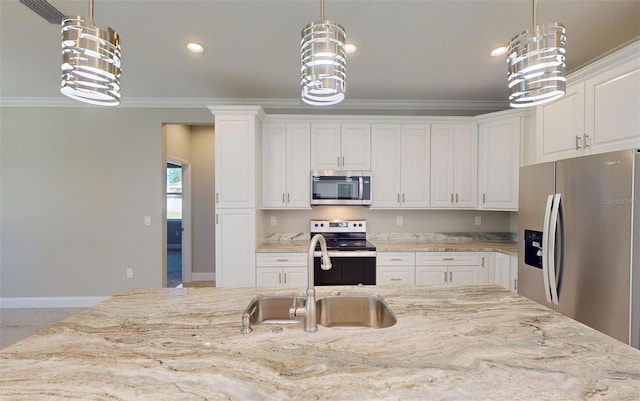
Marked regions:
[390,278,402,281]
[443,257,455,261]
[276,259,289,262]
[390,258,402,261]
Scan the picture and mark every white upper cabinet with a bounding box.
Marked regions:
[537,41,640,162]
[430,123,478,208]
[311,122,371,170]
[213,110,260,208]
[478,114,521,210]
[262,123,311,209]
[585,56,640,151]
[371,124,430,208]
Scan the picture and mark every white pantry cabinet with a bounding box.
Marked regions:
[415,252,489,286]
[256,253,307,287]
[215,209,256,287]
[430,124,478,208]
[478,114,521,210]
[536,42,640,162]
[371,124,430,208]
[376,252,416,285]
[262,123,311,209]
[311,122,371,171]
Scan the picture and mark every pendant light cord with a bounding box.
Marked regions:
[88,0,94,25]
[320,0,325,20]
[532,0,537,28]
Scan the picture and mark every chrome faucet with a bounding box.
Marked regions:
[289,233,332,332]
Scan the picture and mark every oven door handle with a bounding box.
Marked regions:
[313,251,377,258]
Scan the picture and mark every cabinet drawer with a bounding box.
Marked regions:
[377,266,415,286]
[256,253,307,267]
[415,252,481,266]
[376,252,415,266]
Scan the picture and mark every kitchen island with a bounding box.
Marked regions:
[2,285,639,400]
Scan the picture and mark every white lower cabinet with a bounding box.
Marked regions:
[415,252,489,286]
[256,253,308,287]
[376,252,416,285]
[493,253,518,292]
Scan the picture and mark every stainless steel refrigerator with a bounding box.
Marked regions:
[518,149,639,349]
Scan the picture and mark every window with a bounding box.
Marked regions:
[167,163,182,219]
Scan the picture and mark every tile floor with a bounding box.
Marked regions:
[0,308,84,349]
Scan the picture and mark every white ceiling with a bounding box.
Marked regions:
[1,0,639,113]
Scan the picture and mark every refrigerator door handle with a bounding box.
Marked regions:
[548,193,562,305]
[541,194,555,304]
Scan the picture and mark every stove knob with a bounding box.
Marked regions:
[320,223,324,227]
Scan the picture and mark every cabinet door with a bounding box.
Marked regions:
[400,125,431,208]
[286,124,311,208]
[256,268,282,287]
[493,252,512,290]
[215,117,256,208]
[215,209,256,287]
[371,125,401,208]
[262,123,287,208]
[311,122,341,170]
[341,123,371,170]
[510,255,518,292]
[415,266,447,286]
[430,126,455,207]
[585,57,640,151]
[537,83,586,161]
[479,117,520,210]
[447,266,479,286]
[283,267,307,287]
[452,125,478,208]
[378,266,415,286]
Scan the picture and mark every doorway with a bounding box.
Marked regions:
[166,161,192,287]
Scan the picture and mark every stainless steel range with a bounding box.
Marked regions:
[310,219,377,286]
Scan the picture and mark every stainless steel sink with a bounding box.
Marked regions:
[315,293,397,328]
[241,295,305,333]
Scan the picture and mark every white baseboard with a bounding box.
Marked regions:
[0,296,109,308]
[190,273,215,282]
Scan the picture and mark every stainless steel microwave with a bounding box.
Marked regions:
[311,171,372,206]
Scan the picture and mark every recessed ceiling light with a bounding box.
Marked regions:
[345,43,357,54]
[490,46,508,57]
[187,42,205,53]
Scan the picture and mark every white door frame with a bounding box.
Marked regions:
[167,158,192,283]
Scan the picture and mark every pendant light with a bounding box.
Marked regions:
[301,0,346,106]
[507,0,566,108]
[60,0,121,106]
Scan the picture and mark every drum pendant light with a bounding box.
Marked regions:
[301,0,346,106]
[60,0,121,106]
[507,0,566,108]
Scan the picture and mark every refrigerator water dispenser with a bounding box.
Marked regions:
[524,229,543,269]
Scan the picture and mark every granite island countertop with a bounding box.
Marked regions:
[2,285,639,400]
[257,239,518,256]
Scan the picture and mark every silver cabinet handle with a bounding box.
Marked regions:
[514,278,518,291]
[402,193,405,203]
[282,193,285,203]
[397,193,400,203]
[575,135,582,150]
[287,193,290,203]
[455,193,459,203]
[390,278,401,281]
[444,271,448,282]
[483,193,486,203]
[279,273,282,284]
[283,273,287,284]
[216,214,219,224]
[449,272,453,282]
[342,156,345,167]
[583,133,590,148]
[276,258,289,262]
[390,258,402,261]
[450,193,454,203]
[481,257,485,267]
[443,257,455,261]
[216,193,219,203]
[338,156,341,167]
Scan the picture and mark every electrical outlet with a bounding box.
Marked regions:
[270,216,277,226]
[475,216,482,226]
[144,216,152,226]
[396,216,403,226]
[126,268,134,279]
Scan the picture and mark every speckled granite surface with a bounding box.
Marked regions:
[257,239,518,256]
[2,285,639,400]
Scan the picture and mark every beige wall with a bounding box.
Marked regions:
[261,208,513,235]
[0,106,213,298]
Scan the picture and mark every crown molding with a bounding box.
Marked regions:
[0,96,509,114]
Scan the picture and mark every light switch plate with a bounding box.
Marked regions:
[474,216,481,226]
[144,216,152,226]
